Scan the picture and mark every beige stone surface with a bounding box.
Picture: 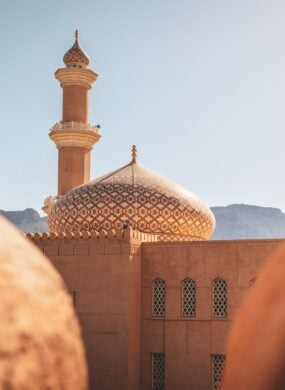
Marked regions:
[0,216,87,389]
[58,146,90,195]
[30,232,142,390]
[63,85,89,123]
[28,232,284,389]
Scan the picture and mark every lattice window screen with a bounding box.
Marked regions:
[152,278,165,316]
[212,278,227,317]
[152,353,165,390]
[212,355,226,390]
[182,278,196,317]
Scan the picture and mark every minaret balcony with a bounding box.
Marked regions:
[49,121,101,149]
[55,67,97,88]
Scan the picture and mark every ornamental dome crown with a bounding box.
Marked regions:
[63,30,90,68]
[49,146,215,241]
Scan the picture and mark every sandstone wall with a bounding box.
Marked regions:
[141,239,282,389]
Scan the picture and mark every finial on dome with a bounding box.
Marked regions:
[131,145,137,163]
[63,30,90,68]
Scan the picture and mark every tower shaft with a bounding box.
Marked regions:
[43,31,100,215]
[58,146,90,195]
[62,84,88,123]
[49,32,100,197]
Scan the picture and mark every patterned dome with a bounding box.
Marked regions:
[49,148,215,241]
[63,30,89,68]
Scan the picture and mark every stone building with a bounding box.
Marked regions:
[28,32,282,389]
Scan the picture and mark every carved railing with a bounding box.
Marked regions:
[50,121,100,134]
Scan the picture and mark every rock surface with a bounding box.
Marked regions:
[211,204,285,240]
[0,216,88,389]
[0,208,47,233]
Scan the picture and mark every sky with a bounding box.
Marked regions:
[1,0,285,214]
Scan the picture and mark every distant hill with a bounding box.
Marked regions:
[1,204,285,240]
[0,209,48,233]
[211,204,285,240]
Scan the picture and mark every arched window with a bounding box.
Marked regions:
[152,278,165,317]
[182,278,196,317]
[212,278,227,317]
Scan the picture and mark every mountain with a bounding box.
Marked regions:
[1,204,285,240]
[211,204,285,240]
[0,209,48,233]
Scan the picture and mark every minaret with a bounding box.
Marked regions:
[49,30,100,198]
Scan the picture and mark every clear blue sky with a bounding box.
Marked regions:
[1,0,285,214]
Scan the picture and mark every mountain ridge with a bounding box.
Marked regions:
[0,208,48,233]
[1,204,285,240]
[211,204,285,240]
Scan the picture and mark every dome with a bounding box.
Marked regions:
[63,30,89,68]
[49,147,215,241]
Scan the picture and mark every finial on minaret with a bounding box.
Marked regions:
[132,145,137,163]
[63,29,90,68]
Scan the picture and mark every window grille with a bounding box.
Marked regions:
[182,278,196,317]
[212,279,227,317]
[152,278,165,317]
[152,353,165,390]
[212,355,226,390]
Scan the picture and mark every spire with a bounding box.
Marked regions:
[131,145,137,163]
[63,30,90,68]
[50,31,100,198]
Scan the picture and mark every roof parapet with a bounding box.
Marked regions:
[25,227,158,243]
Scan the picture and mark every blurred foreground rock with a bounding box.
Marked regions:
[222,243,285,390]
[0,216,88,389]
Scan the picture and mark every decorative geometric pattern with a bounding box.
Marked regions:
[63,34,89,67]
[49,160,216,241]
[212,279,227,318]
[152,278,165,317]
[212,355,226,390]
[152,353,165,390]
[182,278,196,317]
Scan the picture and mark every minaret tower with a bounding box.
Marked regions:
[43,31,100,213]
